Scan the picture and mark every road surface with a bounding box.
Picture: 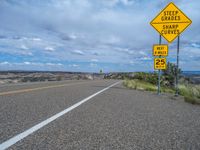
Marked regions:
[0,80,200,150]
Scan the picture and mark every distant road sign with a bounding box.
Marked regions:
[153,44,168,56]
[150,2,192,43]
[154,58,167,70]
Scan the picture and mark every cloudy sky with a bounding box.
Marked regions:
[0,0,199,72]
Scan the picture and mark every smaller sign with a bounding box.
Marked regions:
[153,44,168,56]
[154,58,167,70]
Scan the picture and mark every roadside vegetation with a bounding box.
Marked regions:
[123,62,200,105]
[179,84,200,104]
[123,79,174,93]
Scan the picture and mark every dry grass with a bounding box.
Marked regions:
[123,79,173,93]
[179,84,200,104]
[123,79,200,105]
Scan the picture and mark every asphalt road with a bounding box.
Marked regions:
[0,80,200,150]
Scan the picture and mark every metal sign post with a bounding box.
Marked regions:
[158,35,162,95]
[175,36,180,96]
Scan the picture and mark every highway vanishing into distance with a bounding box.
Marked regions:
[0,80,200,150]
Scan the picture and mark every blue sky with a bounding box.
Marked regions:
[0,0,199,72]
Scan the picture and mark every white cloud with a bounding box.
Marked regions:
[117,48,134,55]
[100,0,135,7]
[20,45,29,50]
[120,0,134,5]
[32,38,41,41]
[139,51,146,55]
[140,56,151,61]
[57,63,63,66]
[69,64,79,67]
[20,51,33,56]
[106,36,121,44]
[45,47,55,52]
[24,61,31,65]
[69,33,77,40]
[129,60,135,64]
[46,63,63,66]
[0,61,63,67]
[71,50,84,55]
[90,63,97,67]
[91,59,99,62]
[191,43,200,48]
[0,61,10,65]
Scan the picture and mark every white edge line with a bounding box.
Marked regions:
[0,81,121,150]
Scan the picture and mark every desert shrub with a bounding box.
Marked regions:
[162,62,181,87]
[133,72,158,85]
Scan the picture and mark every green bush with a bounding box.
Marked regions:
[133,72,158,85]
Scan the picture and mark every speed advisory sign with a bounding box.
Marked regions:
[154,58,167,70]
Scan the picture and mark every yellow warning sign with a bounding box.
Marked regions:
[154,58,167,70]
[153,44,168,56]
[150,2,192,43]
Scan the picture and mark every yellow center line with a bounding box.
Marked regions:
[0,81,89,96]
